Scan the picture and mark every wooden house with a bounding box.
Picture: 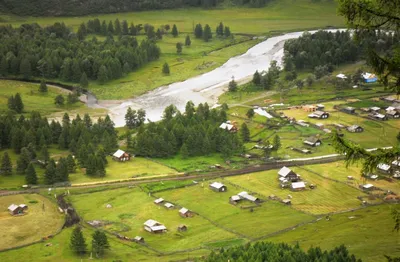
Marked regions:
[229,195,241,205]
[177,224,187,232]
[209,182,227,192]
[219,122,238,132]
[112,149,130,162]
[386,110,400,119]
[303,136,322,147]
[347,125,364,133]
[143,219,167,233]
[237,191,261,204]
[179,207,193,218]
[154,198,164,205]
[342,107,356,114]
[361,184,374,191]
[164,202,175,209]
[308,111,329,119]
[369,113,387,121]
[278,166,299,182]
[8,204,24,215]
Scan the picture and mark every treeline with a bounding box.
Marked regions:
[0,22,160,84]
[130,102,243,158]
[0,111,118,184]
[204,242,362,262]
[0,0,272,16]
[283,30,399,72]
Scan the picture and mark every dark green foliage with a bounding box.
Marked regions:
[203,242,362,262]
[1,152,12,176]
[273,135,281,150]
[17,147,32,174]
[171,24,178,37]
[133,101,242,158]
[285,70,297,81]
[92,230,109,258]
[224,26,231,37]
[240,123,250,142]
[70,226,87,255]
[41,146,50,163]
[162,62,170,75]
[185,35,191,46]
[8,93,24,113]
[216,22,224,37]
[44,159,56,184]
[39,80,48,93]
[228,79,237,92]
[203,24,212,42]
[176,42,183,54]
[252,70,261,85]
[246,108,254,119]
[80,72,89,89]
[0,22,160,82]
[125,107,146,129]
[25,163,37,184]
[54,94,65,106]
[194,23,203,39]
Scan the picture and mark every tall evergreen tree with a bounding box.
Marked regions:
[14,93,24,113]
[252,70,261,85]
[216,22,224,37]
[20,58,32,79]
[185,35,191,46]
[44,159,56,185]
[171,24,178,37]
[224,26,231,37]
[39,80,48,93]
[67,154,76,173]
[80,72,89,89]
[121,20,129,35]
[92,230,109,258]
[1,152,13,176]
[114,19,121,35]
[194,23,203,38]
[246,108,255,119]
[54,95,65,106]
[203,24,212,42]
[240,123,250,142]
[98,65,108,84]
[41,146,50,163]
[228,78,237,92]
[273,135,281,150]
[162,62,170,75]
[25,163,37,184]
[16,147,31,174]
[176,42,183,54]
[70,226,87,255]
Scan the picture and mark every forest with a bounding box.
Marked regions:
[0,0,273,16]
[204,242,362,262]
[283,30,399,72]
[130,102,243,158]
[0,22,160,84]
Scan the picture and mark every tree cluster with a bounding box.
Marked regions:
[252,60,281,90]
[7,93,24,113]
[204,242,361,262]
[0,22,160,84]
[125,107,146,129]
[131,102,243,158]
[70,227,109,258]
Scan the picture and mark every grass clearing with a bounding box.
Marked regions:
[266,205,400,262]
[225,167,369,215]
[0,194,64,250]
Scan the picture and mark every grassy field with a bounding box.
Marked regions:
[159,182,314,238]
[266,205,400,262]
[69,187,238,252]
[0,194,64,250]
[225,167,369,215]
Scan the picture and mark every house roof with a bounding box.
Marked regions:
[362,72,377,80]
[151,225,167,231]
[387,110,399,116]
[363,184,374,189]
[317,104,324,108]
[210,182,225,189]
[347,125,362,131]
[219,123,234,131]
[282,199,291,203]
[374,113,386,119]
[178,224,187,229]
[230,195,241,201]
[345,106,355,111]
[19,204,27,208]
[377,163,391,171]
[254,108,274,119]
[8,204,19,211]
[134,236,143,241]
[179,207,189,214]
[278,166,294,177]
[279,177,288,182]
[370,107,380,111]
[304,136,320,145]
[113,149,126,158]
[154,198,164,204]
[144,219,160,227]
[164,202,174,208]
[392,159,400,167]
[291,182,306,189]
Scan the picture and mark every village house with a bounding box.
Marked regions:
[308,111,329,119]
[143,219,167,233]
[179,207,193,218]
[164,202,175,209]
[291,181,306,191]
[134,236,145,243]
[229,195,241,205]
[112,149,130,162]
[8,204,27,215]
[386,110,400,118]
[377,163,391,173]
[209,182,227,192]
[303,136,322,147]
[361,184,374,191]
[347,125,364,133]
[369,113,387,121]
[154,198,164,205]
[342,107,356,114]
[282,199,291,205]
[177,224,187,232]
[278,166,300,182]
[219,121,238,132]
[237,191,261,204]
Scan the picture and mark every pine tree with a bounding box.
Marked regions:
[20,58,32,79]
[162,62,170,75]
[240,123,250,142]
[70,226,87,255]
[92,230,109,258]
[183,35,191,47]
[125,107,137,129]
[194,23,203,38]
[171,24,178,37]
[25,163,37,184]
[181,142,189,159]
[39,80,48,93]
[122,20,129,35]
[246,108,255,119]
[54,95,65,106]
[114,19,121,35]
[1,152,12,176]
[77,23,87,41]
[41,146,50,163]
[44,159,56,185]
[107,21,114,34]
[7,95,15,111]
[16,147,31,174]
[224,26,231,37]
[0,56,8,76]
[252,70,261,85]
[80,72,88,89]
[203,24,212,42]
[98,65,108,84]
[14,93,24,113]
[228,78,237,92]
[273,135,281,150]
[176,42,183,54]
[67,154,76,173]
[216,22,224,37]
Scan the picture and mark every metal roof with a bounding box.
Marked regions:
[291,182,306,189]
[278,166,293,177]
[164,203,174,208]
[113,149,126,158]
[154,198,164,204]
[179,207,189,214]
[8,204,19,211]
[210,182,225,189]
[144,219,159,227]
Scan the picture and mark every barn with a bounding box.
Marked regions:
[291,182,306,191]
[112,149,130,162]
[143,219,167,233]
[179,207,193,218]
[303,137,322,147]
[8,204,25,215]
[278,166,299,182]
[209,182,227,192]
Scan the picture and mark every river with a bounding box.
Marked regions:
[90,29,344,127]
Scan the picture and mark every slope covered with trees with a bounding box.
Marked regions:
[0,0,273,16]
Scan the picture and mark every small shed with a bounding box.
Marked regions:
[291,182,306,191]
[209,182,227,192]
[386,110,400,118]
[362,184,374,190]
[112,149,130,162]
[238,191,261,203]
[177,224,187,232]
[370,107,381,112]
[134,236,145,243]
[219,122,237,132]
[154,198,164,205]
[369,113,387,121]
[377,163,391,173]
[308,111,329,119]
[316,104,325,110]
[282,199,291,205]
[164,202,175,209]
[230,195,241,204]
[347,125,363,133]
[19,204,28,211]
[8,204,23,215]
[278,166,299,182]
[303,137,322,147]
[343,107,356,114]
[179,207,193,218]
[144,219,167,233]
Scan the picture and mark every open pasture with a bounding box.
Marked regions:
[0,194,64,251]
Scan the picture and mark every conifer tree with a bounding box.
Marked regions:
[20,58,31,79]
[224,26,231,37]
[228,78,237,92]
[25,163,37,184]
[39,80,48,93]
[194,23,203,38]
[252,70,261,86]
[14,93,24,113]
[181,142,189,159]
[176,42,183,54]
[114,19,121,35]
[1,152,12,176]
[70,226,87,255]
[98,65,108,84]
[92,230,109,258]
[162,62,170,75]
[80,72,88,89]
[203,24,212,42]
[240,123,250,142]
[273,135,281,150]
[171,24,178,37]
[246,108,255,119]
[54,95,65,106]
[67,154,76,173]
[41,146,50,163]
[216,22,224,36]
[16,147,31,174]
[44,159,56,185]
[185,35,191,46]
[107,21,114,34]
[7,95,15,111]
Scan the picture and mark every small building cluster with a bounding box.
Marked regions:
[278,166,300,184]
[229,191,261,205]
[8,204,28,216]
[376,159,400,179]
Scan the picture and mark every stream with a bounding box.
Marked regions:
[88,29,344,127]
